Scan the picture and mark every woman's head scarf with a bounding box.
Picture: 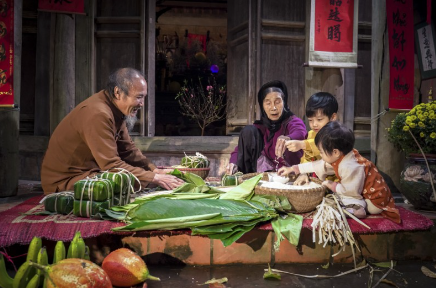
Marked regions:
[254,80,294,141]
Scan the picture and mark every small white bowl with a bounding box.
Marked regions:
[268,173,289,184]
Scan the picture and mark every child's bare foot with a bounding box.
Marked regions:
[344,204,366,219]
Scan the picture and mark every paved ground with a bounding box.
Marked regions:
[143,261,436,287]
[1,181,436,288]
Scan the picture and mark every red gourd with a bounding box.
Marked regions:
[101,248,160,287]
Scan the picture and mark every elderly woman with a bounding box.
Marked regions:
[226,80,307,175]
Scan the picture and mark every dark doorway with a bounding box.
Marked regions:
[154,1,228,136]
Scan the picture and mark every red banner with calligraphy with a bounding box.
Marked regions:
[314,0,354,52]
[386,0,414,110]
[38,0,84,15]
[0,0,14,107]
[309,0,358,68]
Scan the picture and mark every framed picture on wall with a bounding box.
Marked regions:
[415,22,436,80]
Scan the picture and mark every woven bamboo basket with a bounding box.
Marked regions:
[237,172,269,183]
[237,172,298,184]
[254,177,325,213]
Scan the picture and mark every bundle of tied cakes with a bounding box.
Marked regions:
[73,168,140,218]
[42,191,75,215]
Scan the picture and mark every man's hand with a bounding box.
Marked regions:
[285,140,305,152]
[154,168,174,174]
[275,135,290,158]
[152,171,185,190]
[225,163,237,175]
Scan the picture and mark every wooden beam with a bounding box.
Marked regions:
[354,116,371,125]
[22,11,37,19]
[158,1,227,9]
[95,31,140,38]
[228,21,248,36]
[359,21,372,29]
[228,34,248,47]
[262,20,305,29]
[95,17,141,24]
[261,33,305,42]
[358,35,372,42]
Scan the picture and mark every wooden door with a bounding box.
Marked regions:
[226,0,307,135]
[258,0,306,119]
[226,0,256,134]
[93,0,154,136]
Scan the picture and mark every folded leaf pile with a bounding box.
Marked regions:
[112,198,277,246]
[107,171,303,248]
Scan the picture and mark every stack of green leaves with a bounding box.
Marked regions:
[107,171,303,248]
[111,197,277,247]
[73,177,115,218]
[43,192,75,214]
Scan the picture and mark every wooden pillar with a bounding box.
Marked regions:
[50,14,75,133]
[0,109,19,197]
[145,0,156,137]
[34,12,51,136]
[371,0,403,192]
[343,68,356,130]
[75,0,94,105]
[0,0,22,197]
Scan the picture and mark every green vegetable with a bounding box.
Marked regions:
[180,152,210,168]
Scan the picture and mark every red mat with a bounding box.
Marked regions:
[258,207,434,233]
[0,195,433,248]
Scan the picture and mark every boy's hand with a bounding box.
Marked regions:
[225,163,237,175]
[278,165,300,176]
[275,136,290,157]
[294,173,309,185]
[285,140,306,152]
[322,180,337,192]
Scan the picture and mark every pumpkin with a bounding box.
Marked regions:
[32,258,112,288]
[102,248,160,287]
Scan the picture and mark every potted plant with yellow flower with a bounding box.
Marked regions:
[387,100,436,210]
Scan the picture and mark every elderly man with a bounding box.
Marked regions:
[41,68,184,194]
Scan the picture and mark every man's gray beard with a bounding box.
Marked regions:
[125,115,137,132]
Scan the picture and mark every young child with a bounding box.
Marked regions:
[278,121,401,223]
[285,92,338,184]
